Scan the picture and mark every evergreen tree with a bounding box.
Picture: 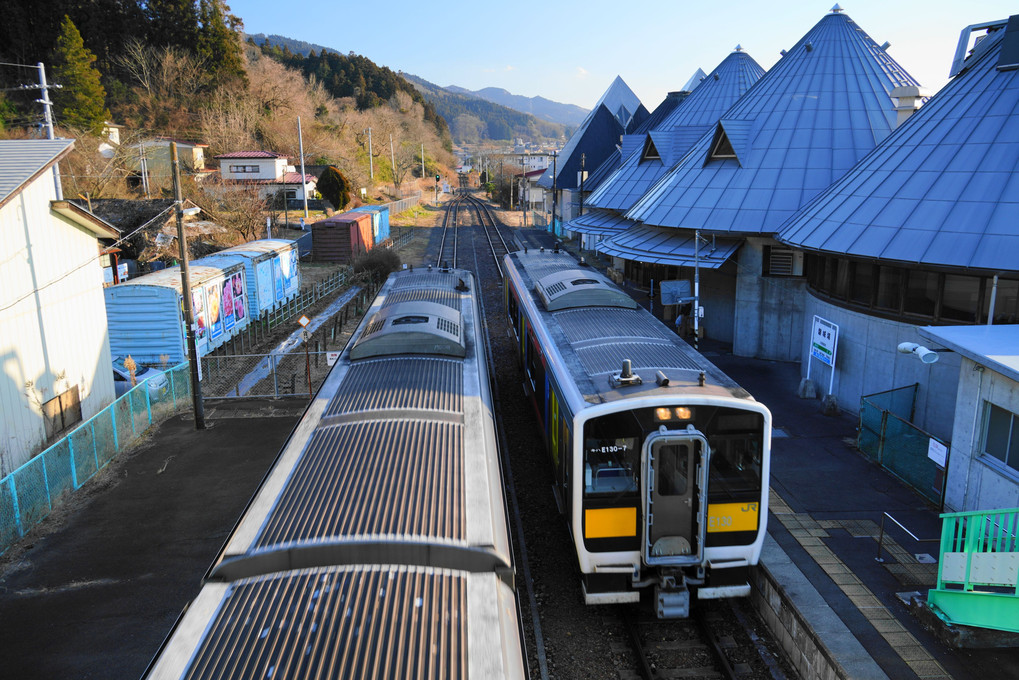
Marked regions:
[197,0,245,83]
[51,16,110,134]
[146,0,200,52]
[317,167,350,211]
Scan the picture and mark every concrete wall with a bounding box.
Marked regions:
[800,293,960,443]
[733,238,807,361]
[944,358,1019,512]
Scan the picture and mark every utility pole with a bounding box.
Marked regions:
[139,145,151,199]
[551,150,558,235]
[693,230,703,351]
[521,154,526,226]
[366,127,374,180]
[389,134,396,193]
[579,153,586,217]
[171,142,205,430]
[298,116,309,219]
[30,62,63,199]
[421,143,425,180]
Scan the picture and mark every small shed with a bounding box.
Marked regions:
[196,239,300,320]
[351,205,390,244]
[105,259,251,365]
[312,211,373,263]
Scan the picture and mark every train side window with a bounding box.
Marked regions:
[507,290,519,324]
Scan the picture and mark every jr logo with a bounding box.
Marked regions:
[742,503,759,512]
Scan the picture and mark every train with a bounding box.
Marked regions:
[504,247,772,618]
[145,267,526,679]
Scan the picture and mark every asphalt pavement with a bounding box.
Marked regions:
[0,401,304,679]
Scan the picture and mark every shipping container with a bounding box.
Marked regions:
[196,239,300,320]
[104,258,250,366]
[351,205,390,244]
[311,211,373,263]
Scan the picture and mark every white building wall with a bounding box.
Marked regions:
[0,176,115,474]
[945,359,1019,512]
[221,157,286,181]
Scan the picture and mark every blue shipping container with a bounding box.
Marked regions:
[352,205,390,244]
[196,239,300,320]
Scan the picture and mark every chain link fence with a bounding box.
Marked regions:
[0,363,192,554]
[859,383,949,507]
[201,352,337,399]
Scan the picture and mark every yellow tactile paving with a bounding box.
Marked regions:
[770,490,951,679]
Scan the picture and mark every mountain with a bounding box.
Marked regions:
[448,86,588,127]
[403,74,571,145]
[246,33,332,57]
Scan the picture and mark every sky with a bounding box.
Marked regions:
[230,1,1016,110]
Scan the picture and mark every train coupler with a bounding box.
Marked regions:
[655,575,690,618]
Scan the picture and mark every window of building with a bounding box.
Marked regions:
[904,270,939,317]
[982,402,1019,474]
[941,274,982,323]
[641,136,661,162]
[850,262,875,305]
[708,127,737,160]
[228,164,259,173]
[874,266,904,312]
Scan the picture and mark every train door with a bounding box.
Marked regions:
[641,429,710,566]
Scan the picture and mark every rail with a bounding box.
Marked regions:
[0,363,192,555]
[928,506,1019,633]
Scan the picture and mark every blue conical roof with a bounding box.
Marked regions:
[626,10,920,235]
[777,17,1019,271]
[588,49,765,212]
[538,76,645,189]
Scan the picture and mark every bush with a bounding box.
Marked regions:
[351,248,401,283]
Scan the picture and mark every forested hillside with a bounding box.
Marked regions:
[403,74,569,144]
[0,0,454,224]
[251,39,449,144]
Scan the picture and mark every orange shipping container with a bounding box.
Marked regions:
[311,211,374,263]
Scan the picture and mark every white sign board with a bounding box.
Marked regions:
[928,439,948,468]
[327,351,340,367]
[810,316,839,368]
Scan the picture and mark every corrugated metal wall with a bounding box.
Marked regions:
[0,175,115,473]
[105,285,185,366]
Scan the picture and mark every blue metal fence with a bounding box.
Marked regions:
[0,363,192,554]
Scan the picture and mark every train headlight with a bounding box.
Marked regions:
[674,407,693,421]
[655,407,673,421]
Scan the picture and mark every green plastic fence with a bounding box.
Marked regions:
[858,383,948,506]
[0,363,191,555]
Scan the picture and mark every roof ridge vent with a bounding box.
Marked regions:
[609,359,643,388]
[534,268,638,312]
[831,3,843,12]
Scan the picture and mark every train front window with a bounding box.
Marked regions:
[584,406,763,500]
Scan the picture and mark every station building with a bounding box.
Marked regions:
[574,47,766,284]
[774,16,1019,508]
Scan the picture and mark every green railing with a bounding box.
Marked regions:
[0,363,192,555]
[928,507,1019,632]
[859,384,949,508]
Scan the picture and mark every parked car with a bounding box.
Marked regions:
[112,357,169,398]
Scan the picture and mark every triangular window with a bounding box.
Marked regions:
[641,136,661,162]
[708,126,737,160]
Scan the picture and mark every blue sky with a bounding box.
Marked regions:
[230,1,1016,109]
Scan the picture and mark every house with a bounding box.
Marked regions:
[126,138,214,193]
[0,139,119,473]
[213,151,317,203]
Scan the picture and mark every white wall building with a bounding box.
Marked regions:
[214,151,316,202]
[0,140,119,474]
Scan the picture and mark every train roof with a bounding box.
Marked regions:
[506,249,751,406]
[146,564,523,680]
[212,267,509,580]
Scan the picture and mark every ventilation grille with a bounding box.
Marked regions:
[545,281,567,296]
[437,317,459,337]
[363,318,386,337]
[767,248,802,276]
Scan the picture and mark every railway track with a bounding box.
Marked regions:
[436,191,465,268]
[428,191,794,680]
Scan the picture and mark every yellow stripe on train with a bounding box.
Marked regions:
[707,502,760,533]
[584,507,637,538]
